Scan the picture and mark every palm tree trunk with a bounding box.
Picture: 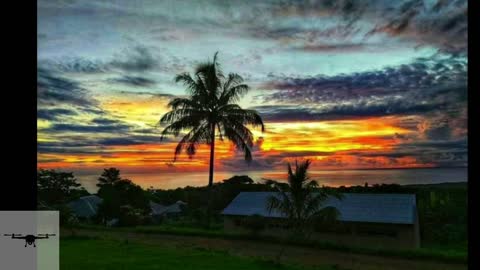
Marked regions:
[206,123,216,228]
[208,124,215,187]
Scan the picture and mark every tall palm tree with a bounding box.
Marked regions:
[159,52,264,217]
[266,159,342,236]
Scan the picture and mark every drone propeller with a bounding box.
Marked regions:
[37,234,56,236]
[3,234,22,236]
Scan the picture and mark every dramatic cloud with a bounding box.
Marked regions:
[91,118,123,125]
[261,55,466,103]
[267,0,467,55]
[108,76,156,87]
[37,67,97,107]
[110,45,159,72]
[39,58,107,73]
[37,108,78,121]
[252,101,445,122]
[44,122,131,133]
[256,55,466,122]
[37,0,468,182]
[118,91,176,98]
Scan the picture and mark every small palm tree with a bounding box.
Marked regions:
[266,159,342,236]
[159,52,264,224]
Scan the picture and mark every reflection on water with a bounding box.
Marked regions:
[77,167,467,193]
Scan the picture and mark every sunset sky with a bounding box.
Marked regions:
[37,0,467,186]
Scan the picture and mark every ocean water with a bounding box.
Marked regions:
[77,167,467,193]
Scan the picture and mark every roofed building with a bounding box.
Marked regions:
[150,200,187,221]
[221,192,420,249]
[67,195,103,219]
[68,195,188,224]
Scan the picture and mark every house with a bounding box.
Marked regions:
[67,195,103,220]
[150,201,187,221]
[68,196,187,223]
[221,192,420,249]
[150,201,167,215]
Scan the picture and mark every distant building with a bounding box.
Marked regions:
[67,195,103,220]
[222,192,420,249]
[150,201,166,215]
[150,201,187,221]
[68,196,187,224]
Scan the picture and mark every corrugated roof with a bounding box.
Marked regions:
[221,192,416,224]
[150,201,166,215]
[158,201,187,215]
[68,195,103,218]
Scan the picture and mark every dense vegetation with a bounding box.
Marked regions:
[96,168,151,226]
[38,168,467,252]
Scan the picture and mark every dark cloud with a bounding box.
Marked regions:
[91,118,123,125]
[395,138,467,167]
[39,58,107,73]
[96,138,141,146]
[118,90,176,98]
[256,55,466,121]
[82,108,107,115]
[108,76,156,87]
[257,0,467,54]
[252,99,444,122]
[37,108,77,121]
[97,135,162,145]
[44,123,131,133]
[37,132,164,154]
[368,0,467,54]
[401,139,467,150]
[37,67,97,107]
[262,56,466,103]
[425,124,451,141]
[293,43,367,52]
[110,45,159,72]
[292,137,467,168]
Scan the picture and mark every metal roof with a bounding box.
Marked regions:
[149,201,167,215]
[151,201,187,216]
[68,195,103,218]
[221,192,417,224]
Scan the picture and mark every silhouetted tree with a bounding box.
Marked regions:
[97,167,122,188]
[159,52,264,226]
[266,160,342,236]
[222,175,254,185]
[266,160,342,264]
[37,169,87,206]
[96,178,150,226]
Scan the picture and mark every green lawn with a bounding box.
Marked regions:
[61,237,332,270]
[73,224,467,264]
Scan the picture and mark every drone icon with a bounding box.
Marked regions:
[3,234,56,247]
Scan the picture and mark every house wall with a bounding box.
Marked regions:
[224,216,419,249]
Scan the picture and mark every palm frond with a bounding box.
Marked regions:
[159,109,204,124]
[222,122,253,162]
[172,122,209,160]
[160,52,264,166]
[266,160,342,233]
[160,115,206,140]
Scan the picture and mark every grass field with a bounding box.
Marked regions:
[72,224,467,264]
[61,236,332,270]
[61,230,467,270]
